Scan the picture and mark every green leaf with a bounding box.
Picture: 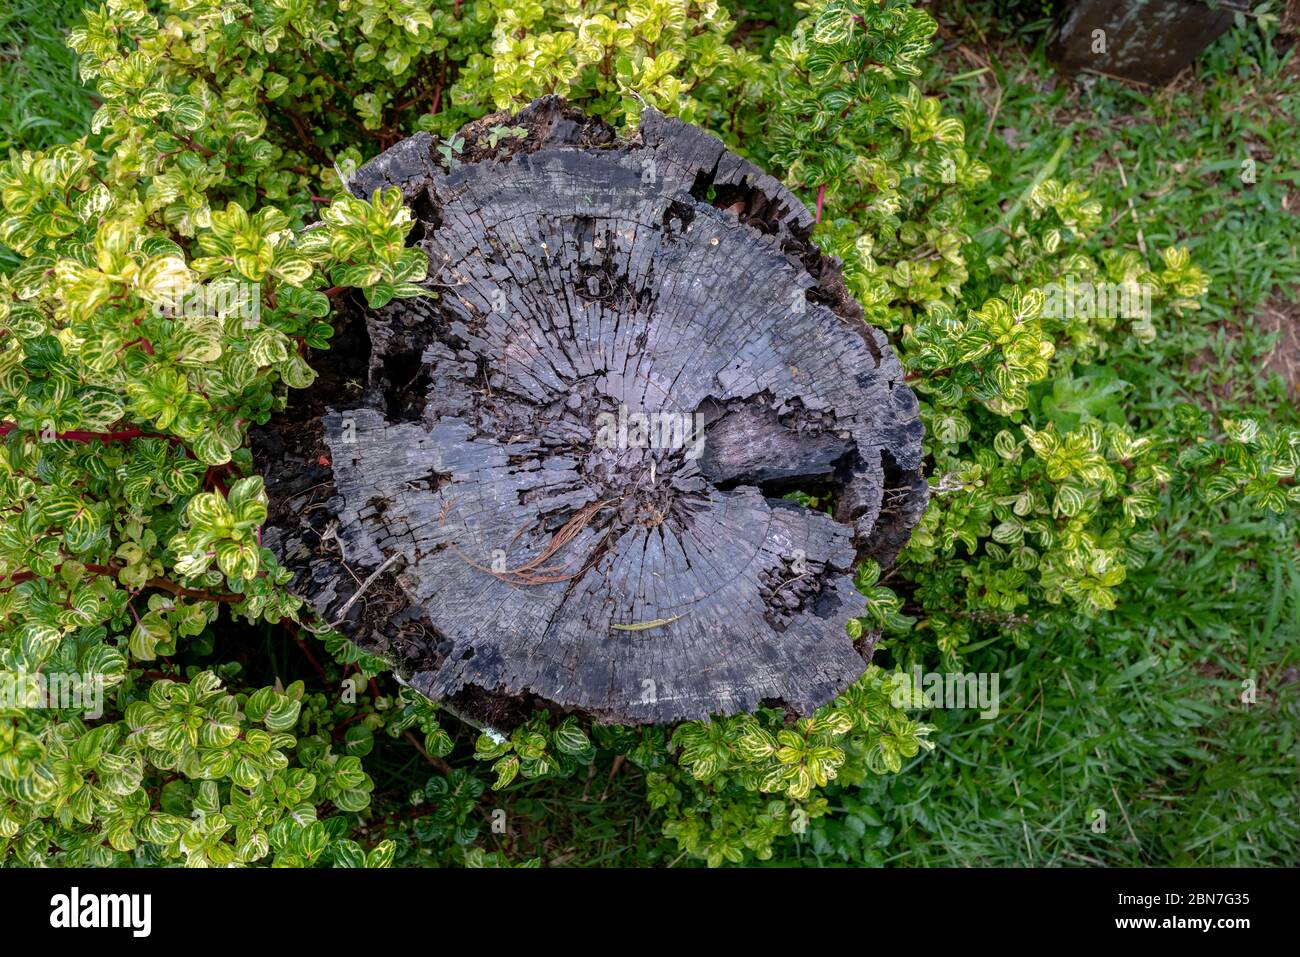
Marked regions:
[492,755,520,790]
[128,611,171,661]
[366,840,396,868]
[552,717,591,755]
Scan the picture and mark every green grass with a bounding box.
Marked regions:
[0,0,93,273]
[0,0,91,153]
[781,8,1300,868]
[795,507,1298,866]
[940,7,1300,416]
[498,11,1300,866]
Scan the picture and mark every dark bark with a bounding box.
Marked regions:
[254,97,927,726]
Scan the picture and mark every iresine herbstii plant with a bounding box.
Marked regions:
[435,0,755,130]
[0,147,427,865]
[0,0,1296,868]
[742,2,1293,667]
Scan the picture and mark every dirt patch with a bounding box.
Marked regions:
[1187,302,1300,406]
[1256,299,1300,396]
[1187,321,1241,407]
[1284,0,1300,34]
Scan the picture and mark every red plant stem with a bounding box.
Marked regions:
[0,422,171,443]
[117,337,156,355]
[145,578,242,602]
[405,730,453,774]
[59,429,147,442]
[330,711,368,740]
[905,367,951,383]
[183,135,215,158]
[815,183,826,224]
[283,618,329,680]
[204,463,235,494]
[4,562,242,604]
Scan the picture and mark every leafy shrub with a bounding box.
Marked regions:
[439,0,754,129]
[1,0,1295,868]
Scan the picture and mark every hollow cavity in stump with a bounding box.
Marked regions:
[255,97,927,725]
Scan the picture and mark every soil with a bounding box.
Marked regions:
[1257,298,1300,397]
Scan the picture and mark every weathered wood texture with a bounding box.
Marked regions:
[256,97,927,725]
[1051,0,1250,84]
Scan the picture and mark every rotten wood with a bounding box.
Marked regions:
[254,96,928,726]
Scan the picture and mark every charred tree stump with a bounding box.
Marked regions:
[255,97,927,726]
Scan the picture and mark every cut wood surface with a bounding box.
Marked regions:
[255,96,927,725]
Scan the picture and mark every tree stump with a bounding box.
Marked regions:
[255,97,927,726]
